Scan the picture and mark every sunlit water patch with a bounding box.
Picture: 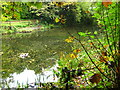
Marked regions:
[1,64,58,88]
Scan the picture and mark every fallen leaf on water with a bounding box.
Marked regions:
[65,38,73,43]
[0,52,3,55]
[70,53,78,59]
[73,49,81,53]
[65,37,74,43]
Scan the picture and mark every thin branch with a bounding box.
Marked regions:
[94,34,111,56]
[102,5,114,57]
[88,35,116,73]
[106,9,116,54]
[66,30,115,83]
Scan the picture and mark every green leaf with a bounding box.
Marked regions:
[90,35,95,38]
[94,31,98,34]
[35,2,42,9]
[88,40,92,42]
[78,32,87,36]
[87,32,91,35]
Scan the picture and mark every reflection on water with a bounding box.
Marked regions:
[2,64,58,88]
[2,28,76,88]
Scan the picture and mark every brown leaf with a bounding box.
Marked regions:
[85,11,90,13]
[116,66,120,73]
[89,42,93,45]
[89,73,101,84]
[99,56,108,63]
[103,45,109,48]
[102,0,112,8]
[102,51,107,56]
[56,2,64,7]
[73,49,81,53]
[98,67,104,72]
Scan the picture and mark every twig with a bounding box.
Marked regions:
[102,5,114,58]
[88,35,116,73]
[66,30,115,83]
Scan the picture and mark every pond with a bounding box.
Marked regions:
[1,27,84,88]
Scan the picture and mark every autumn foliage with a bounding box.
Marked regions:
[102,0,112,7]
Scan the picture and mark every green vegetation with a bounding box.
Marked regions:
[54,1,120,89]
[1,0,120,89]
[1,2,94,34]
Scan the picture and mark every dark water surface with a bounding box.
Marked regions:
[1,27,82,88]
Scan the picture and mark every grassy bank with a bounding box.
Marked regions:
[1,20,60,35]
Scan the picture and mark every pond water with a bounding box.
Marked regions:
[1,27,83,88]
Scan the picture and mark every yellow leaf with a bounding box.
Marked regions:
[65,39,72,43]
[70,53,78,59]
[99,56,108,63]
[73,49,81,53]
[65,37,74,43]
[55,18,60,23]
